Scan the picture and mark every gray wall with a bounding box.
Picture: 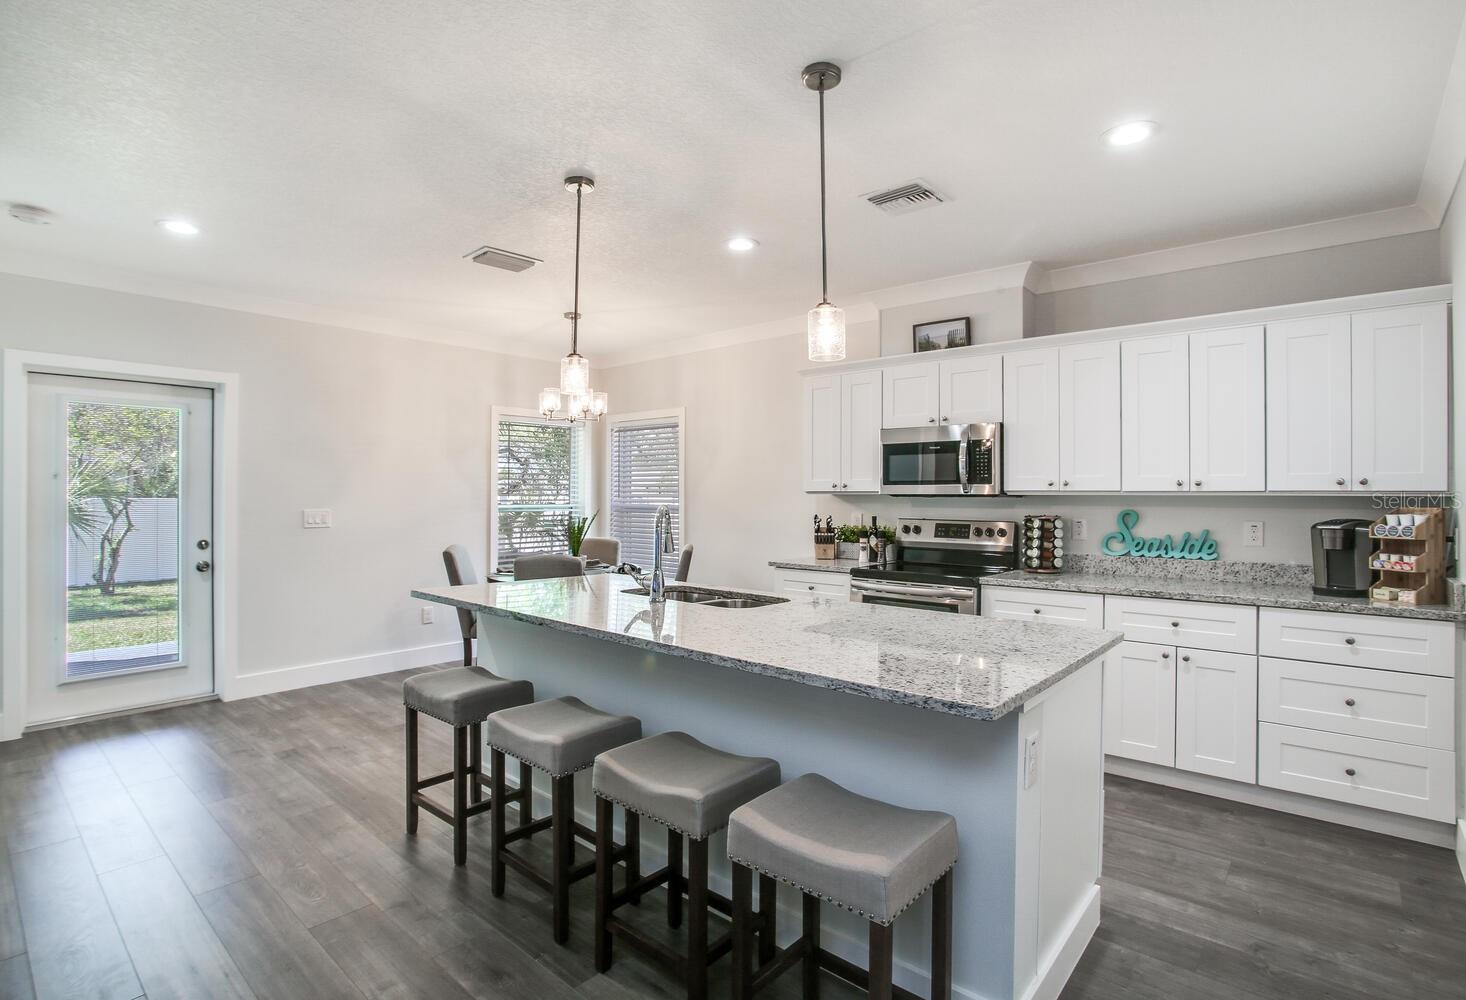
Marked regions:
[879,286,1026,355]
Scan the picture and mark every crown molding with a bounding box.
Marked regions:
[863,261,1039,308]
[1418,12,1466,223]
[600,301,880,369]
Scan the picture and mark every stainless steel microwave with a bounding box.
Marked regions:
[880,423,1002,496]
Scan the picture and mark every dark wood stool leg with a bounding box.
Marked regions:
[594,796,614,972]
[469,722,484,805]
[868,921,894,1000]
[730,862,753,1000]
[930,872,953,1000]
[757,875,776,967]
[404,707,419,835]
[518,761,534,830]
[551,774,574,944]
[687,836,709,1000]
[802,893,821,1000]
[666,830,683,928]
[462,635,472,666]
[452,724,468,865]
[490,749,507,897]
[625,811,641,904]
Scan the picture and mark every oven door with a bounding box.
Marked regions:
[848,579,979,614]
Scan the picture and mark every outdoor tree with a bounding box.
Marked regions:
[66,403,180,594]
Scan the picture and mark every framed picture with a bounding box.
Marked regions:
[913,317,972,353]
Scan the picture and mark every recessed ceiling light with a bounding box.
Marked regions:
[1102,120,1157,147]
[726,236,759,253]
[157,218,200,236]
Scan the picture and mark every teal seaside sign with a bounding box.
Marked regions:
[1101,509,1219,561]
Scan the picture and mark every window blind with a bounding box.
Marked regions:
[610,419,681,568]
[495,418,583,572]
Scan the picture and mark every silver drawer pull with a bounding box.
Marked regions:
[1180,655,1190,662]
[1344,697,1356,707]
[1160,651,1170,659]
[1170,621,1180,628]
[1344,637,1356,646]
[1345,767,1357,777]
[807,585,815,591]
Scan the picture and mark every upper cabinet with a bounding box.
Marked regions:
[1003,348,1061,491]
[1121,335,1190,491]
[803,372,881,493]
[1189,326,1266,492]
[1058,342,1121,491]
[882,356,1003,428]
[1350,304,1448,493]
[1267,304,1445,493]
[1266,315,1353,491]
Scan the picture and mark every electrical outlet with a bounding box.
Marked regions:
[302,508,333,529]
[1073,518,1088,541]
[420,606,435,625]
[1244,521,1264,546]
[1023,733,1041,789]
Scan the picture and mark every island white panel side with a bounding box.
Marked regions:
[477,612,1026,1000]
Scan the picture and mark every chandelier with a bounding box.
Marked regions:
[539,175,608,422]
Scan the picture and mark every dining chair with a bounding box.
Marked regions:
[580,537,620,565]
[675,545,694,582]
[442,544,479,665]
[514,553,587,581]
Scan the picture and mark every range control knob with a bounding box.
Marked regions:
[911,524,922,535]
[984,527,995,537]
[996,528,1007,537]
[901,524,911,534]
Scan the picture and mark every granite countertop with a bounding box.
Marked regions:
[983,563,1466,623]
[412,576,1122,721]
[768,556,861,574]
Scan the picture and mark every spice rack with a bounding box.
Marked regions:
[1368,507,1446,606]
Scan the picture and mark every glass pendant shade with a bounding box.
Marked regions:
[559,353,590,396]
[590,391,609,419]
[538,387,562,419]
[807,301,846,362]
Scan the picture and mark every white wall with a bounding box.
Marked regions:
[879,287,1026,355]
[0,271,555,718]
[1440,170,1466,875]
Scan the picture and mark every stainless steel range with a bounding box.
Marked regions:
[848,517,1017,615]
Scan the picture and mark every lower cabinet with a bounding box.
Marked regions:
[1175,648,1257,783]
[1102,641,1176,767]
[1258,723,1456,823]
[771,569,849,598]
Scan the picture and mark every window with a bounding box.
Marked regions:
[493,413,586,572]
[609,412,683,568]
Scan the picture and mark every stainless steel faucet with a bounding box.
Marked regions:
[648,504,675,602]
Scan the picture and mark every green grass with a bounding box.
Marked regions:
[67,580,178,653]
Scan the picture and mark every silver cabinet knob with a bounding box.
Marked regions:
[1047,480,1055,487]
[1175,479,1183,487]
[841,483,848,489]
[941,415,948,422]
[1181,655,1190,662]
[928,417,936,423]
[807,585,815,591]
[1345,767,1356,777]
[831,483,838,489]
[1062,480,1070,487]
[1336,478,1346,486]
[1161,651,1170,659]
[1358,478,1369,486]
[1344,697,1356,707]
[1344,637,1356,645]
[1170,621,1180,628]
[1193,480,1202,487]
[1033,608,1041,614]
[195,560,212,573]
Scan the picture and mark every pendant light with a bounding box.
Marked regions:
[802,61,845,362]
[540,175,608,422]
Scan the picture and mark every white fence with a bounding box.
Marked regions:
[67,497,179,587]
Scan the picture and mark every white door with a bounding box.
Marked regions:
[1121,335,1189,492]
[803,375,842,492]
[840,371,882,493]
[939,355,1003,425]
[1058,342,1120,491]
[1102,641,1176,766]
[1175,648,1257,783]
[881,362,940,428]
[1002,348,1060,492]
[1350,304,1448,493]
[1265,314,1352,491]
[1189,326,1265,492]
[26,375,214,726]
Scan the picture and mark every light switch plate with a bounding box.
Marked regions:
[302,508,333,529]
[1244,521,1264,547]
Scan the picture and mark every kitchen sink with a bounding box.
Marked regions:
[621,586,787,608]
[698,598,782,609]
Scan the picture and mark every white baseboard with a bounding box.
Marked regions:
[225,640,460,701]
[1020,885,1101,1000]
[1106,757,1456,848]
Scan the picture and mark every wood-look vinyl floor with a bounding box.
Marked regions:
[0,664,1462,1000]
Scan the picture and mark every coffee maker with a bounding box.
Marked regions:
[1310,518,1373,597]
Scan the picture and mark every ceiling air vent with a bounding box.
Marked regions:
[465,245,541,272]
[864,181,944,215]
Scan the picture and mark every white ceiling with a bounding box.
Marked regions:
[2,0,1462,361]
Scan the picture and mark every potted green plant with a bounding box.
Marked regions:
[568,511,598,557]
[835,523,861,559]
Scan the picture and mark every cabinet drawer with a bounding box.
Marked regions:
[1104,597,1256,654]
[1258,657,1454,750]
[1258,723,1456,823]
[981,588,1104,628]
[773,570,849,598]
[1258,608,1454,677]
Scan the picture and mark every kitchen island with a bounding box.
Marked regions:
[413,575,1122,1000]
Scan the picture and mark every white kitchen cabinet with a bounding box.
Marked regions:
[1002,348,1060,492]
[1259,657,1455,751]
[1104,596,1257,655]
[1258,723,1456,823]
[1258,607,1454,678]
[1350,303,1448,493]
[881,362,940,428]
[981,587,1105,628]
[1121,335,1190,492]
[1102,640,1176,767]
[1175,647,1257,783]
[772,568,850,598]
[1058,342,1121,491]
[939,354,1004,425]
[1189,326,1266,492]
[841,370,882,492]
[803,372,881,493]
[1265,314,1353,491]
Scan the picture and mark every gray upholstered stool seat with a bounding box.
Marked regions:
[403,666,533,726]
[593,731,780,840]
[728,773,957,925]
[488,697,642,778]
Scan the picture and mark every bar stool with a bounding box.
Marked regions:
[726,774,958,1000]
[593,732,781,1000]
[487,696,643,943]
[403,666,534,865]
